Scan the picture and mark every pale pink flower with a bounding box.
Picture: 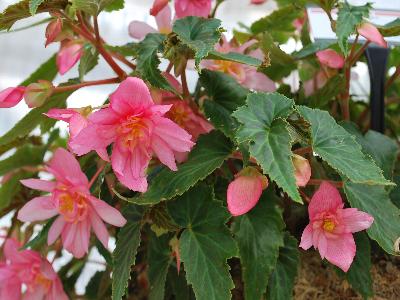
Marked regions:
[129,5,172,40]
[227,167,268,216]
[0,238,68,300]
[293,154,311,187]
[45,18,62,47]
[57,40,84,75]
[357,22,387,48]
[300,182,374,272]
[175,0,212,18]
[70,77,194,192]
[303,70,328,97]
[150,0,169,16]
[202,37,276,92]
[316,49,345,69]
[0,86,25,108]
[293,17,305,31]
[251,0,267,4]
[17,148,127,258]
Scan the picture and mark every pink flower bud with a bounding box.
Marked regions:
[251,0,267,4]
[45,18,62,47]
[24,80,53,108]
[292,154,311,187]
[150,0,169,16]
[227,167,268,216]
[0,86,25,108]
[56,40,84,75]
[357,22,387,48]
[316,49,345,69]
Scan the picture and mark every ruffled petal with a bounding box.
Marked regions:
[308,181,344,220]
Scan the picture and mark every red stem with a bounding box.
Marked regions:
[89,164,106,188]
[307,179,344,188]
[52,77,120,93]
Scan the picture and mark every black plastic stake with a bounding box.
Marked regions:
[364,47,389,133]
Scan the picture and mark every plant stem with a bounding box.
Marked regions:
[307,179,344,188]
[210,0,224,18]
[53,77,120,93]
[89,163,106,188]
[293,146,313,156]
[181,69,190,99]
[385,65,400,93]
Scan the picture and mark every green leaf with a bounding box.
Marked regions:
[292,40,335,59]
[22,218,55,250]
[71,0,116,15]
[29,0,44,15]
[344,182,400,255]
[200,70,248,138]
[173,17,222,71]
[336,2,371,54]
[79,46,99,80]
[207,50,263,67]
[378,18,400,37]
[233,92,302,202]
[20,54,58,86]
[233,189,285,300]
[136,33,175,92]
[0,144,46,176]
[104,0,124,12]
[0,0,67,30]
[0,172,30,211]
[167,268,196,300]
[112,205,145,300]
[336,232,373,299]
[128,131,233,205]
[167,184,238,300]
[148,233,173,300]
[297,106,391,186]
[267,233,300,300]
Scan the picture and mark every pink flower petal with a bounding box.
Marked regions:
[175,0,212,18]
[316,49,345,69]
[150,0,169,16]
[90,210,110,248]
[0,87,25,108]
[357,23,387,48]
[151,135,178,171]
[20,179,56,192]
[242,70,276,92]
[155,5,172,33]
[47,216,66,245]
[128,21,157,40]
[17,196,58,222]
[308,181,344,220]
[45,18,62,47]
[292,154,311,187]
[45,108,77,122]
[299,223,313,250]
[89,196,127,227]
[339,208,374,233]
[324,233,356,272]
[56,40,83,75]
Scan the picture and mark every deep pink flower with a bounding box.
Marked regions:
[17,148,127,258]
[0,238,68,300]
[45,18,62,47]
[293,154,311,187]
[129,5,172,40]
[57,40,84,75]
[150,0,169,16]
[251,0,267,4]
[70,77,194,192]
[202,37,276,92]
[357,23,387,48]
[0,86,25,108]
[227,167,268,216]
[175,0,212,18]
[300,182,374,272]
[316,49,345,69]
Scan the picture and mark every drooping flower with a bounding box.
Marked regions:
[175,0,212,18]
[0,86,25,108]
[45,18,62,47]
[292,154,311,187]
[300,181,374,272]
[0,238,68,300]
[129,5,172,40]
[70,77,194,192]
[150,0,169,16]
[17,148,127,258]
[57,40,84,75]
[316,49,345,69]
[227,167,268,216]
[24,80,54,108]
[357,22,387,48]
[202,37,276,92]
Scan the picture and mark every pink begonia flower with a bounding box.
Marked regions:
[45,18,62,47]
[300,182,374,272]
[227,167,268,216]
[69,77,195,192]
[129,5,172,40]
[17,148,127,258]
[202,37,276,92]
[0,238,68,300]
[175,0,212,18]
[316,49,345,69]
[0,86,25,108]
[293,154,311,187]
[293,16,305,31]
[57,40,84,75]
[150,0,169,16]
[251,0,267,4]
[357,22,387,48]
[303,70,328,97]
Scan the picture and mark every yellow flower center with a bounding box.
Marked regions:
[322,219,336,232]
[167,103,189,127]
[34,273,52,291]
[58,192,88,223]
[119,115,150,149]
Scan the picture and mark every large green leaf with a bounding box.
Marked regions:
[20,54,58,86]
[136,33,174,92]
[297,106,391,186]
[128,131,233,205]
[104,0,124,12]
[267,233,300,300]
[148,233,173,300]
[207,50,263,68]
[0,0,67,30]
[71,0,117,15]
[173,17,222,71]
[233,190,285,300]
[200,70,248,138]
[112,205,145,300]
[344,182,400,255]
[233,92,301,202]
[167,184,238,300]
[0,144,46,176]
[336,2,371,54]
